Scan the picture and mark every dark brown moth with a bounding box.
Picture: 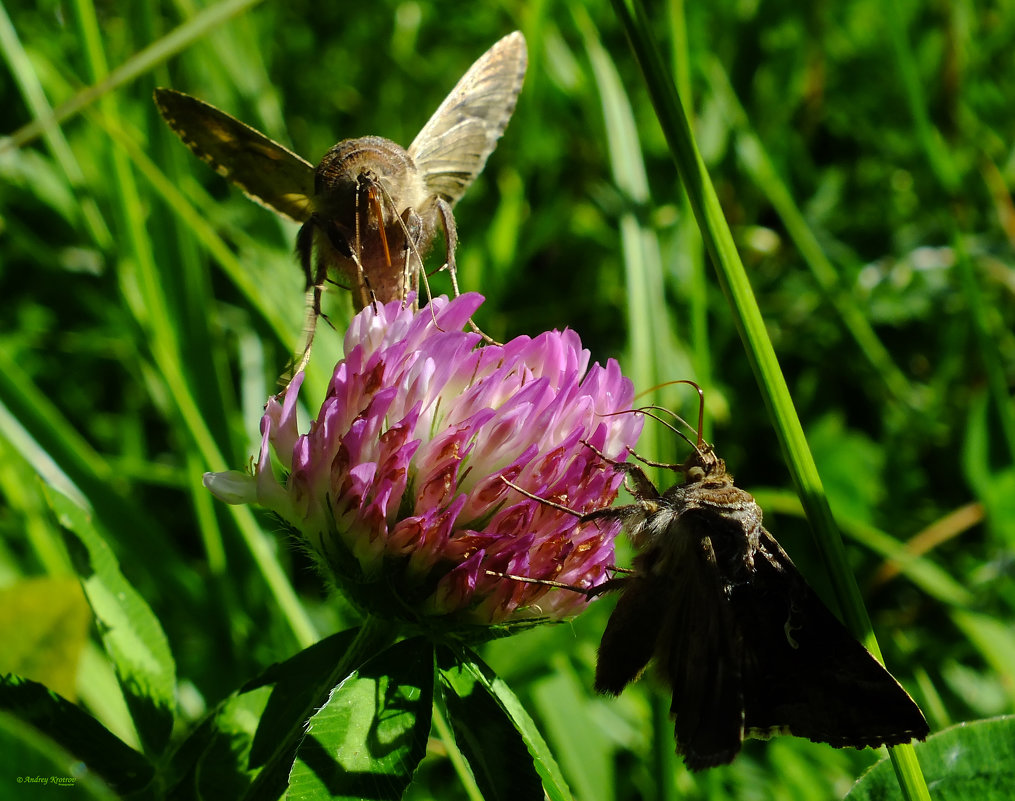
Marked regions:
[154,32,527,372]
[574,443,930,770]
[498,430,930,770]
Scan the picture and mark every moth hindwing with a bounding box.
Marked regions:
[582,445,929,770]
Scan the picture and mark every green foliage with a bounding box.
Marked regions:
[288,638,434,801]
[846,716,1015,800]
[0,674,154,795]
[1,0,1014,799]
[46,485,176,757]
[0,576,91,700]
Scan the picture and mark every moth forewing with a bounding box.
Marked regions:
[409,31,528,205]
[736,529,930,748]
[152,88,315,223]
[592,571,666,695]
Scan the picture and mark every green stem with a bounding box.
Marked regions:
[610,0,930,796]
[432,701,485,801]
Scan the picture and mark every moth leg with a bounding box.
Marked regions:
[401,206,426,307]
[434,196,459,282]
[432,195,500,342]
[297,220,316,292]
[628,447,682,472]
[499,475,650,528]
[499,476,584,517]
[285,221,329,380]
[483,569,589,593]
[578,440,661,502]
[585,574,631,599]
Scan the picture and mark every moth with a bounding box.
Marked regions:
[154,32,527,371]
[575,442,930,770]
[500,432,929,770]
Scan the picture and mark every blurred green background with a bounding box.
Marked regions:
[2,0,1014,798]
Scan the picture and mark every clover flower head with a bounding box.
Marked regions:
[205,293,642,626]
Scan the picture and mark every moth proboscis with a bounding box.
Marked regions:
[497,406,929,770]
[154,32,527,376]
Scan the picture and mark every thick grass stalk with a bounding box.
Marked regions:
[609,0,930,796]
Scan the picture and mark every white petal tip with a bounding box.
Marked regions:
[203,470,257,504]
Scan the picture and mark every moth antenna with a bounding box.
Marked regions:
[373,178,427,300]
[349,176,382,311]
[601,380,714,470]
[632,379,707,449]
[593,407,697,465]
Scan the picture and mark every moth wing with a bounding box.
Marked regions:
[656,513,746,770]
[737,528,929,747]
[154,88,316,223]
[408,31,527,205]
[594,574,668,696]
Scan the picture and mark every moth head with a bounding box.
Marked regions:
[679,445,726,485]
[314,135,426,217]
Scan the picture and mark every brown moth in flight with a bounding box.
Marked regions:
[501,412,929,770]
[154,32,527,372]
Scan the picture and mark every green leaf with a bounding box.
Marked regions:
[0,674,153,796]
[0,710,121,801]
[287,637,434,801]
[950,612,1015,709]
[846,716,1015,800]
[43,484,176,757]
[165,627,362,801]
[438,646,544,801]
[0,577,91,700]
[452,646,575,801]
[532,663,614,801]
[807,414,885,524]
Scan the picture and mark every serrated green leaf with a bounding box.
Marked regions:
[0,577,91,700]
[438,646,543,801]
[287,637,434,801]
[42,485,176,757]
[847,716,1015,800]
[165,627,362,801]
[454,647,575,801]
[195,688,273,800]
[0,674,153,796]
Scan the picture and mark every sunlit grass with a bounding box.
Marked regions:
[2,0,1014,798]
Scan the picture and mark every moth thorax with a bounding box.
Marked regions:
[314,135,428,222]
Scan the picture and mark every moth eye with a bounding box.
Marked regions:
[687,466,705,482]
